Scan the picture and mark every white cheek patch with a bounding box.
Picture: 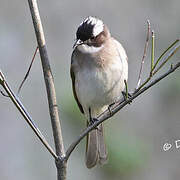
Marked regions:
[77,44,104,54]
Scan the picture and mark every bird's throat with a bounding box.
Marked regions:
[77,44,104,54]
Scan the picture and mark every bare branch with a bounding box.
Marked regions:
[152,41,180,75]
[136,20,151,89]
[18,46,39,94]
[0,90,9,97]
[65,62,180,160]
[152,39,180,73]
[28,0,65,158]
[0,70,57,159]
[151,30,155,72]
[135,40,180,92]
[27,0,66,179]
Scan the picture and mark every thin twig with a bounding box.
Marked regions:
[135,40,180,93]
[136,20,151,89]
[65,62,180,160]
[151,30,155,72]
[18,46,39,94]
[0,90,9,97]
[152,41,180,75]
[27,0,66,179]
[151,39,179,73]
[0,70,57,159]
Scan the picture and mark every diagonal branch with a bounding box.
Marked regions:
[18,46,39,94]
[152,39,179,73]
[65,62,180,160]
[0,70,57,159]
[152,41,180,75]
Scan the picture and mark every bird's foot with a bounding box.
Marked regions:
[122,91,132,104]
[89,118,99,130]
[108,102,115,116]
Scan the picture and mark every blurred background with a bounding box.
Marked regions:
[0,0,180,179]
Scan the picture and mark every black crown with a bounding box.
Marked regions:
[76,20,95,42]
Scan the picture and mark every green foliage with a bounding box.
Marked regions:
[104,135,149,176]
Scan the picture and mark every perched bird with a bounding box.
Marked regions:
[70,16,128,168]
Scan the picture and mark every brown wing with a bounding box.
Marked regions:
[70,65,84,114]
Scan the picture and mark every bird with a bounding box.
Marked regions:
[70,16,128,168]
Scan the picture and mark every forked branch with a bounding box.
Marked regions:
[27,0,66,179]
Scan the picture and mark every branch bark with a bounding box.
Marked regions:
[27,0,66,179]
[136,20,150,89]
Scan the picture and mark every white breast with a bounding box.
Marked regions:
[75,59,126,112]
[73,39,128,117]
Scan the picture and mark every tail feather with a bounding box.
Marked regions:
[86,129,99,168]
[97,123,108,165]
[86,123,108,168]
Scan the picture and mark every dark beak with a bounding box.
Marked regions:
[73,39,83,49]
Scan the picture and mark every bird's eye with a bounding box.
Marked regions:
[90,36,95,40]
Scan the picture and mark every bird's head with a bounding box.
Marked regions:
[73,16,110,53]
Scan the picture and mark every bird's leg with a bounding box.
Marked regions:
[122,91,132,99]
[88,107,99,130]
[122,79,132,104]
[108,102,115,116]
[121,91,132,104]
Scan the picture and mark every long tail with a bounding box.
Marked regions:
[86,123,108,168]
